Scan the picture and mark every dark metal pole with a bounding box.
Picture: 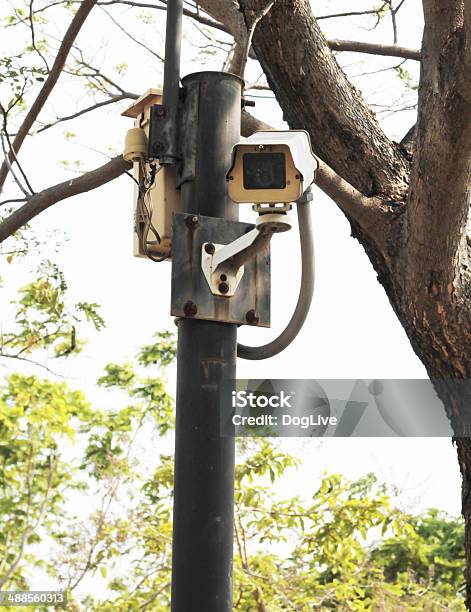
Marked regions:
[160,0,183,165]
[171,71,243,612]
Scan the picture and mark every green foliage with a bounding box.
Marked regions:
[0,55,47,113]
[0,330,177,607]
[137,330,176,368]
[0,260,105,361]
[0,320,465,609]
[232,454,465,610]
[0,366,466,610]
[371,508,465,598]
[395,65,419,91]
[0,374,93,590]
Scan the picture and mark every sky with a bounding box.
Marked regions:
[0,0,464,518]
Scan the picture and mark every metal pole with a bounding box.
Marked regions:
[171,71,243,612]
[160,0,183,165]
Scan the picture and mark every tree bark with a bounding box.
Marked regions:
[235,0,471,604]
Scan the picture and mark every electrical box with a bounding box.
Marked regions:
[122,89,182,260]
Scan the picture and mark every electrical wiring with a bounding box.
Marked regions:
[237,189,315,359]
[133,161,169,262]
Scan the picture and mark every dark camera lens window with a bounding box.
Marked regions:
[242,152,286,190]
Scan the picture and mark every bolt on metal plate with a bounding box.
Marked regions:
[171,212,271,326]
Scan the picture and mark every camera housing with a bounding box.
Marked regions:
[227,130,318,203]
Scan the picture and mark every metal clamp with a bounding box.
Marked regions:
[201,212,291,298]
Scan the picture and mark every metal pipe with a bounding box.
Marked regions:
[160,0,183,165]
[171,71,243,612]
[237,191,315,359]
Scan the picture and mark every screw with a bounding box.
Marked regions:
[186,215,199,229]
[246,309,259,325]
[183,301,198,317]
[205,242,215,255]
[218,282,229,294]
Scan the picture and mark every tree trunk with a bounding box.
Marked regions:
[235,0,471,604]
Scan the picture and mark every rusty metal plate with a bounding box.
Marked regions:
[171,213,270,326]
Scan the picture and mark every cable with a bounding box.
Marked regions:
[237,189,315,360]
[134,162,170,262]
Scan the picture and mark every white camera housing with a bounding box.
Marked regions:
[227,130,318,204]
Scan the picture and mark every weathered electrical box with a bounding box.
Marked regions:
[122,89,182,259]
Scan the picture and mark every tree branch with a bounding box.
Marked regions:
[316,6,388,20]
[0,352,69,378]
[404,0,471,288]
[0,0,98,193]
[239,0,410,199]
[36,93,138,134]
[0,155,131,243]
[99,6,164,61]
[29,0,231,35]
[197,0,249,59]
[327,39,420,61]
[316,159,386,240]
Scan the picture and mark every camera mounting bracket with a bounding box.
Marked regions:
[201,212,291,298]
[171,213,271,326]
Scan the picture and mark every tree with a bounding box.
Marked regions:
[0,0,470,604]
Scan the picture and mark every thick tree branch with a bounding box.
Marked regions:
[0,156,131,243]
[197,0,249,54]
[316,160,386,238]
[404,1,471,289]
[239,0,410,199]
[0,0,98,193]
[328,39,420,61]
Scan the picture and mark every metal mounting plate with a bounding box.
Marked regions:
[171,213,270,326]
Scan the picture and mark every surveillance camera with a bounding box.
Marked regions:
[227,130,318,204]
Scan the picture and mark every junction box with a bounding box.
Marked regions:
[122,88,182,259]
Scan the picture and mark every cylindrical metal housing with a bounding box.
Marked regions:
[180,71,243,221]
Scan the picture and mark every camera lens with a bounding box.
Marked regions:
[242,152,286,190]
